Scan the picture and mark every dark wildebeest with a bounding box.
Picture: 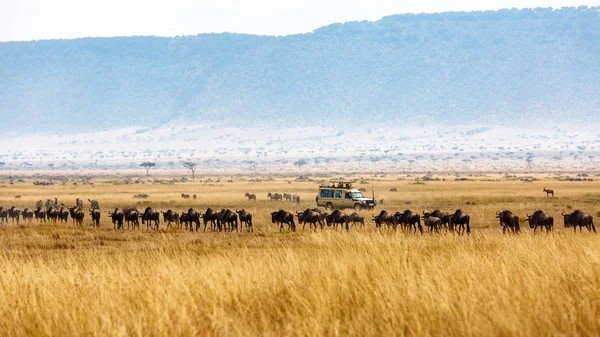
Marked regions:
[326,210,350,231]
[181,194,190,199]
[423,213,442,233]
[311,208,328,225]
[236,209,253,232]
[267,192,283,201]
[372,210,396,229]
[22,208,34,224]
[123,207,140,229]
[0,207,8,225]
[390,188,398,192]
[271,210,296,232]
[526,210,554,232]
[296,209,322,231]
[141,207,160,230]
[563,210,596,233]
[58,207,69,224]
[450,210,471,235]
[68,207,80,225]
[218,209,238,232]
[396,210,423,234]
[244,193,257,201]
[88,199,100,210]
[46,206,58,223]
[185,208,202,231]
[34,207,46,223]
[428,210,451,231]
[161,210,180,229]
[9,206,21,225]
[90,208,101,227]
[348,212,365,228]
[203,208,220,231]
[179,211,189,230]
[496,210,520,234]
[109,208,125,229]
[76,198,84,209]
[543,188,554,198]
[71,208,85,226]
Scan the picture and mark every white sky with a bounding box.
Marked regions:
[1,0,599,41]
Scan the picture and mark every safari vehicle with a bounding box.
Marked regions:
[316,181,376,211]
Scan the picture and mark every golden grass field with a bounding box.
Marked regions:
[1,175,599,336]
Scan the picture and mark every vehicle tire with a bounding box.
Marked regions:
[326,203,333,211]
[354,204,361,212]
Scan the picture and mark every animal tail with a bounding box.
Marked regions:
[591,218,596,233]
[466,216,471,234]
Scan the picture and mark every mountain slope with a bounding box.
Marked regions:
[1,7,599,133]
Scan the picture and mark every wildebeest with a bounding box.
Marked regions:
[179,211,189,230]
[34,207,46,223]
[8,206,21,225]
[0,206,8,225]
[71,208,85,226]
[390,188,398,192]
[88,199,100,210]
[141,207,160,230]
[296,208,322,231]
[109,208,125,229]
[423,213,442,233]
[372,210,396,229]
[562,210,596,233]
[428,210,451,231]
[236,209,253,232]
[184,208,202,231]
[161,210,180,229]
[543,187,554,198]
[311,208,328,225]
[203,208,220,231]
[218,209,238,232]
[245,193,257,201]
[181,193,190,199]
[76,198,84,209]
[526,210,554,232]
[123,207,140,229]
[450,210,471,235]
[496,210,520,233]
[267,192,283,201]
[271,210,296,232]
[46,206,58,223]
[348,212,365,228]
[395,210,423,234]
[326,210,350,231]
[21,208,34,224]
[90,208,101,227]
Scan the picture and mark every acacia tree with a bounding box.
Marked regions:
[182,161,197,180]
[294,159,307,170]
[140,162,156,176]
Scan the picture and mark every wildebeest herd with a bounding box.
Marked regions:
[0,197,596,235]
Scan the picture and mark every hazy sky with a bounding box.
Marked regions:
[1,0,599,41]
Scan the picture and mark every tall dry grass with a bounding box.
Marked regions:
[0,176,599,336]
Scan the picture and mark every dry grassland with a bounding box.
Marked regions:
[0,176,599,336]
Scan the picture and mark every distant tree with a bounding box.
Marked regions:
[525,155,534,171]
[294,159,308,170]
[182,161,197,180]
[140,162,156,176]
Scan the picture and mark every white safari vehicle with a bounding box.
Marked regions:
[316,181,376,211]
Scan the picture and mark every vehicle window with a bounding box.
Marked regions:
[345,193,351,199]
[320,190,334,198]
[351,192,365,199]
[335,190,342,198]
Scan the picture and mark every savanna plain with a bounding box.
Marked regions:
[1,175,599,337]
